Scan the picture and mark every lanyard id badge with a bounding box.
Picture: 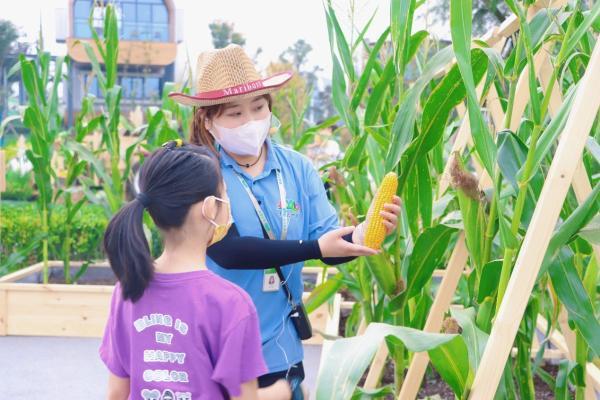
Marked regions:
[234,170,289,292]
[263,268,280,292]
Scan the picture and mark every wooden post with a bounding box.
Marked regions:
[468,38,600,400]
[397,233,469,398]
[358,2,579,396]
[365,3,533,389]
[0,288,7,336]
[536,45,599,400]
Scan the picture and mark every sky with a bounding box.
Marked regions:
[2,0,451,86]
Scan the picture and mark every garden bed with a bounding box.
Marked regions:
[0,261,114,337]
[0,261,342,342]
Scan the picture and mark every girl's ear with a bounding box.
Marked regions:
[201,196,218,222]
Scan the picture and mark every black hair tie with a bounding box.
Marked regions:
[136,192,151,208]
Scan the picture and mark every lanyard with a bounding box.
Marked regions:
[234,169,289,241]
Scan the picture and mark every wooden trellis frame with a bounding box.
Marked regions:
[468,29,600,400]
[364,1,528,392]
[358,0,600,398]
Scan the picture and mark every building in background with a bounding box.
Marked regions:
[56,0,183,124]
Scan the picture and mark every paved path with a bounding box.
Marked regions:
[0,336,322,399]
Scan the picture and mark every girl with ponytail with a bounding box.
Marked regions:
[100,141,291,400]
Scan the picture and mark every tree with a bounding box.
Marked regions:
[208,21,246,49]
[279,39,313,71]
[266,60,310,139]
[0,20,20,120]
[277,39,335,123]
[0,20,19,67]
[429,0,510,36]
[311,83,336,123]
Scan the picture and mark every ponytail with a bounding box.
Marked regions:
[103,144,222,302]
[104,199,153,302]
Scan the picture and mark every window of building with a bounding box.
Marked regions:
[84,73,161,101]
[144,77,160,99]
[73,0,169,42]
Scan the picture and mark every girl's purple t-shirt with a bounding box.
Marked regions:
[99,269,267,400]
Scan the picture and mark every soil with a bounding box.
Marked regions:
[338,286,357,302]
[47,274,116,285]
[338,314,572,399]
[303,273,317,292]
[18,265,117,286]
[354,362,571,399]
[338,306,352,337]
[417,363,569,399]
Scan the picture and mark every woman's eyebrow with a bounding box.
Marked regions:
[223,103,242,110]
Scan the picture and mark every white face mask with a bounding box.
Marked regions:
[210,113,272,157]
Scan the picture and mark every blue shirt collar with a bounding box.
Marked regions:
[218,137,281,179]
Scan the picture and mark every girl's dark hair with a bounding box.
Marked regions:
[103,143,221,302]
[190,94,273,154]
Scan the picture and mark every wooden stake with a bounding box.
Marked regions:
[397,233,469,399]
[537,45,599,400]
[468,38,600,400]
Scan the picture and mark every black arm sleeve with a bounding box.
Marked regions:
[320,233,358,266]
[207,224,358,269]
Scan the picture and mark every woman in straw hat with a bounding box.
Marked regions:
[169,44,401,398]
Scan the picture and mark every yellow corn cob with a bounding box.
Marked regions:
[364,172,398,249]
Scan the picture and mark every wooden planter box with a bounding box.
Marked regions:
[0,262,341,343]
[0,261,115,337]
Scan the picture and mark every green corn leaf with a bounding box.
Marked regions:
[390,0,416,76]
[417,157,432,229]
[450,0,496,177]
[315,323,458,400]
[350,28,390,111]
[554,359,577,400]
[344,134,369,168]
[548,249,600,357]
[451,307,488,373]
[404,224,457,299]
[364,252,398,298]
[326,3,355,82]
[523,85,576,180]
[305,272,344,314]
[351,8,378,55]
[407,30,429,64]
[405,164,420,239]
[419,49,488,156]
[540,182,600,276]
[562,0,600,65]
[428,335,471,398]
[477,260,503,303]
[385,46,454,172]
[577,215,600,245]
[364,58,396,126]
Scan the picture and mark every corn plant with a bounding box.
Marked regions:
[312,0,600,398]
[18,43,65,283]
[55,96,102,283]
[67,4,152,217]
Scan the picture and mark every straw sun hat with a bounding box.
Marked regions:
[169,44,293,107]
